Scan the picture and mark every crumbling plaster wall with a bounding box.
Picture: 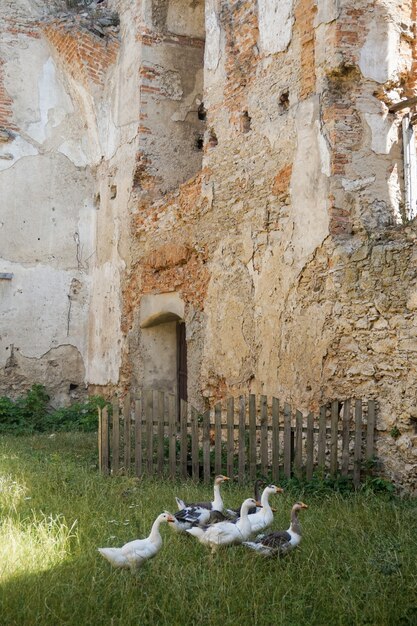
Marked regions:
[126,0,417,490]
[0,3,94,403]
[0,0,136,403]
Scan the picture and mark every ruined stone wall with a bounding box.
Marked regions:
[1,1,416,489]
[125,0,417,491]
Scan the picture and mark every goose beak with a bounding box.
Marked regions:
[222,476,230,481]
[167,515,176,523]
[300,503,308,509]
[275,487,284,493]
[255,502,263,508]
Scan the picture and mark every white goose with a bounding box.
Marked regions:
[170,475,230,532]
[243,501,308,556]
[98,512,174,572]
[247,484,283,534]
[185,498,257,551]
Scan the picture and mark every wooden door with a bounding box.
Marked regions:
[177,322,187,412]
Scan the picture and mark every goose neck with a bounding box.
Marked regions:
[149,517,163,543]
[260,489,272,511]
[290,508,302,536]
[212,483,223,510]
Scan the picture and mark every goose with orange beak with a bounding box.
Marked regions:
[170,475,230,531]
[98,512,175,572]
[247,484,284,534]
[243,502,308,556]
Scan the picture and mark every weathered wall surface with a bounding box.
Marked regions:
[1,1,416,490]
[125,0,417,491]
[0,0,131,402]
[0,2,95,402]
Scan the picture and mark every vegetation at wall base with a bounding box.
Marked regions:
[0,384,107,434]
[0,433,416,626]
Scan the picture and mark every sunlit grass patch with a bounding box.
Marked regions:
[0,512,78,581]
[0,473,28,514]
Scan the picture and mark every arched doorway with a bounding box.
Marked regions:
[139,293,187,414]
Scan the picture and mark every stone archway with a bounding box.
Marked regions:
[139,293,187,402]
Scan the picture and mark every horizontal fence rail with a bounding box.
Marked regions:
[98,391,376,487]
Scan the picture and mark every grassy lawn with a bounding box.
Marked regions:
[0,433,416,626]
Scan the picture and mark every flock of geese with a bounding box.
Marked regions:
[98,475,308,572]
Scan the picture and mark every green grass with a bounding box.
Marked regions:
[0,433,416,626]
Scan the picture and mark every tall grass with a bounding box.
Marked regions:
[0,433,416,625]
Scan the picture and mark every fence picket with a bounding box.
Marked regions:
[100,406,109,475]
[238,396,246,484]
[284,403,291,479]
[215,403,222,475]
[191,407,199,480]
[168,394,177,477]
[135,398,142,477]
[203,409,211,483]
[249,395,257,480]
[341,399,350,476]
[330,400,339,477]
[180,399,188,479]
[366,400,376,462]
[227,397,234,478]
[123,393,131,474]
[145,390,153,474]
[294,410,303,479]
[318,405,326,469]
[353,399,362,488]
[272,397,280,483]
[306,412,314,481]
[112,397,120,474]
[157,391,165,475]
[260,395,268,477]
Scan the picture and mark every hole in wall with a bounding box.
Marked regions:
[279,90,290,113]
[195,134,204,150]
[198,102,207,121]
[208,128,218,148]
[240,111,251,133]
[69,383,78,391]
[110,184,117,199]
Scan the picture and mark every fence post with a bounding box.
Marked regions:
[191,407,199,481]
[203,409,211,483]
[99,406,110,475]
[227,397,234,479]
[306,412,314,481]
[135,397,142,478]
[112,397,120,475]
[366,400,376,463]
[168,394,177,478]
[294,410,303,479]
[272,397,280,483]
[215,403,222,475]
[157,391,165,476]
[180,399,188,480]
[330,400,339,477]
[341,399,350,477]
[260,395,268,477]
[123,393,131,474]
[353,399,362,488]
[238,396,246,485]
[284,403,292,479]
[249,395,257,480]
[318,405,326,470]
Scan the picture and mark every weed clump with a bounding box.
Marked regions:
[0,384,107,434]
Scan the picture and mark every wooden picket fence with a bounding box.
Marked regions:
[98,390,376,487]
